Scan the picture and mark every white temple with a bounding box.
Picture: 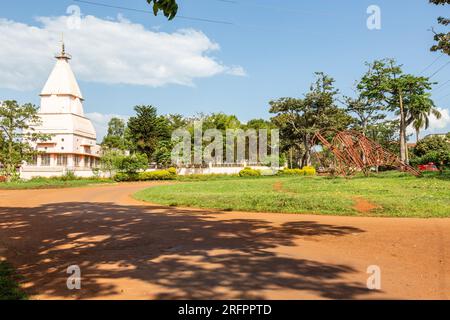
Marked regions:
[21,43,101,179]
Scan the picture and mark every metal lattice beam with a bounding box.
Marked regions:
[312,131,421,177]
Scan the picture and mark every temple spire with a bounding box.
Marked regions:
[41,39,83,100]
[55,34,71,60]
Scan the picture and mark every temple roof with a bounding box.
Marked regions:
[40,45,83,100]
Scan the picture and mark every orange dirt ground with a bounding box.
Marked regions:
[0,182,449,300]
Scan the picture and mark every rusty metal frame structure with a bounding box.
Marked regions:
[312,130,421,177]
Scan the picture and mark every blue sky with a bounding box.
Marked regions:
[0,0,449,139]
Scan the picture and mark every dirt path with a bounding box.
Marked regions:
[0,182,449,300]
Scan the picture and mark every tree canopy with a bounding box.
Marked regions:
[0,101,49,181]
[430,0,450,55]
[146,0,178,20]
[127,105,171,161]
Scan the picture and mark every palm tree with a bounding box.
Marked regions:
[408,105,442,142]
[404,94,441,164]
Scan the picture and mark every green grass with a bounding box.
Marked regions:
[0,261,27,300]
[134,172,450,218]
[0,178,115,190]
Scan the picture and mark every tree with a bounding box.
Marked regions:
[153,140,174,167]
[127,105,170,161]
[345,73,388,135]
[358,59,435,164]
[270,73,354,167]
[0,100,49,181]
[412,135,450,169]
[414,135,449,157]
[146,0,178,20]
[100,149,125,177]
[366,120,401,154]
[117,153,149,174]
[165,114,188,132]
[102,117,127,150]
[430,0,450,55]
[408,105,441,142]
[244,119,275,130]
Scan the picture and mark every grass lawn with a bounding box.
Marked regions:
[134,172,450,218]
[0,261,27,300]
[0,178,115,190]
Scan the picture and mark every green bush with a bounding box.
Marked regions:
[239,167,261,177]
[60,170,77,181]
[138,170,176,181]
[118,153,149,174]
[113,172,138,182]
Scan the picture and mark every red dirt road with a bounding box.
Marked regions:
[0,182,449,300]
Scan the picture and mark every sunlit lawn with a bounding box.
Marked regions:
[134,172,450,218]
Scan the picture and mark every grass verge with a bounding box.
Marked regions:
[0,178,115,190]
[134,172,450,218]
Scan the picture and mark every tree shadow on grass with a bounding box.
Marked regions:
[0,202,374,299]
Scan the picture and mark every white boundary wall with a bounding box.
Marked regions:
[19,165,283,180]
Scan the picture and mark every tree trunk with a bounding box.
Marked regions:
[302,134,312,167]
[404,128,409,165]
[6,126,14,182]
[398,91,407,165]
[289,148,293,169]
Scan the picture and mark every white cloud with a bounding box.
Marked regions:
[0,15,245,90]
[86,112,129,141]
[428,107,450,131]
[226,65,247,77]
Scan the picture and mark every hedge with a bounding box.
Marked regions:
[278,166,316,176]
[239,167,261,177]
[114,167,177,182]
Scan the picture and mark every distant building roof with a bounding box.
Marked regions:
[422,133,449,140]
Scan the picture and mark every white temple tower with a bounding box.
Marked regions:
[21,43,101,179]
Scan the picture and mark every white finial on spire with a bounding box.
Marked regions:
[55,34,71,60]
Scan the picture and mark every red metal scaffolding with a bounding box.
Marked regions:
[312,130,421,177]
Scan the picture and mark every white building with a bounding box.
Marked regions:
[21,43,101,179]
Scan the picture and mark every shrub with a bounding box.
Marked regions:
[113,172,138,182]
[167,167,177,176]
[60,170,77,181]
[260,169,276,176]
[0,176,7,183]
[239,167,261,177]
[278,166,316,176]
[302,166,317,176]
[138,170,176,181]
[278,168,305,176]
[411,151,450,167]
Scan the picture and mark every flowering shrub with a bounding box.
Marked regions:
[167,167,177,176]
[278,167,316,176]
[302,166,317,176]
